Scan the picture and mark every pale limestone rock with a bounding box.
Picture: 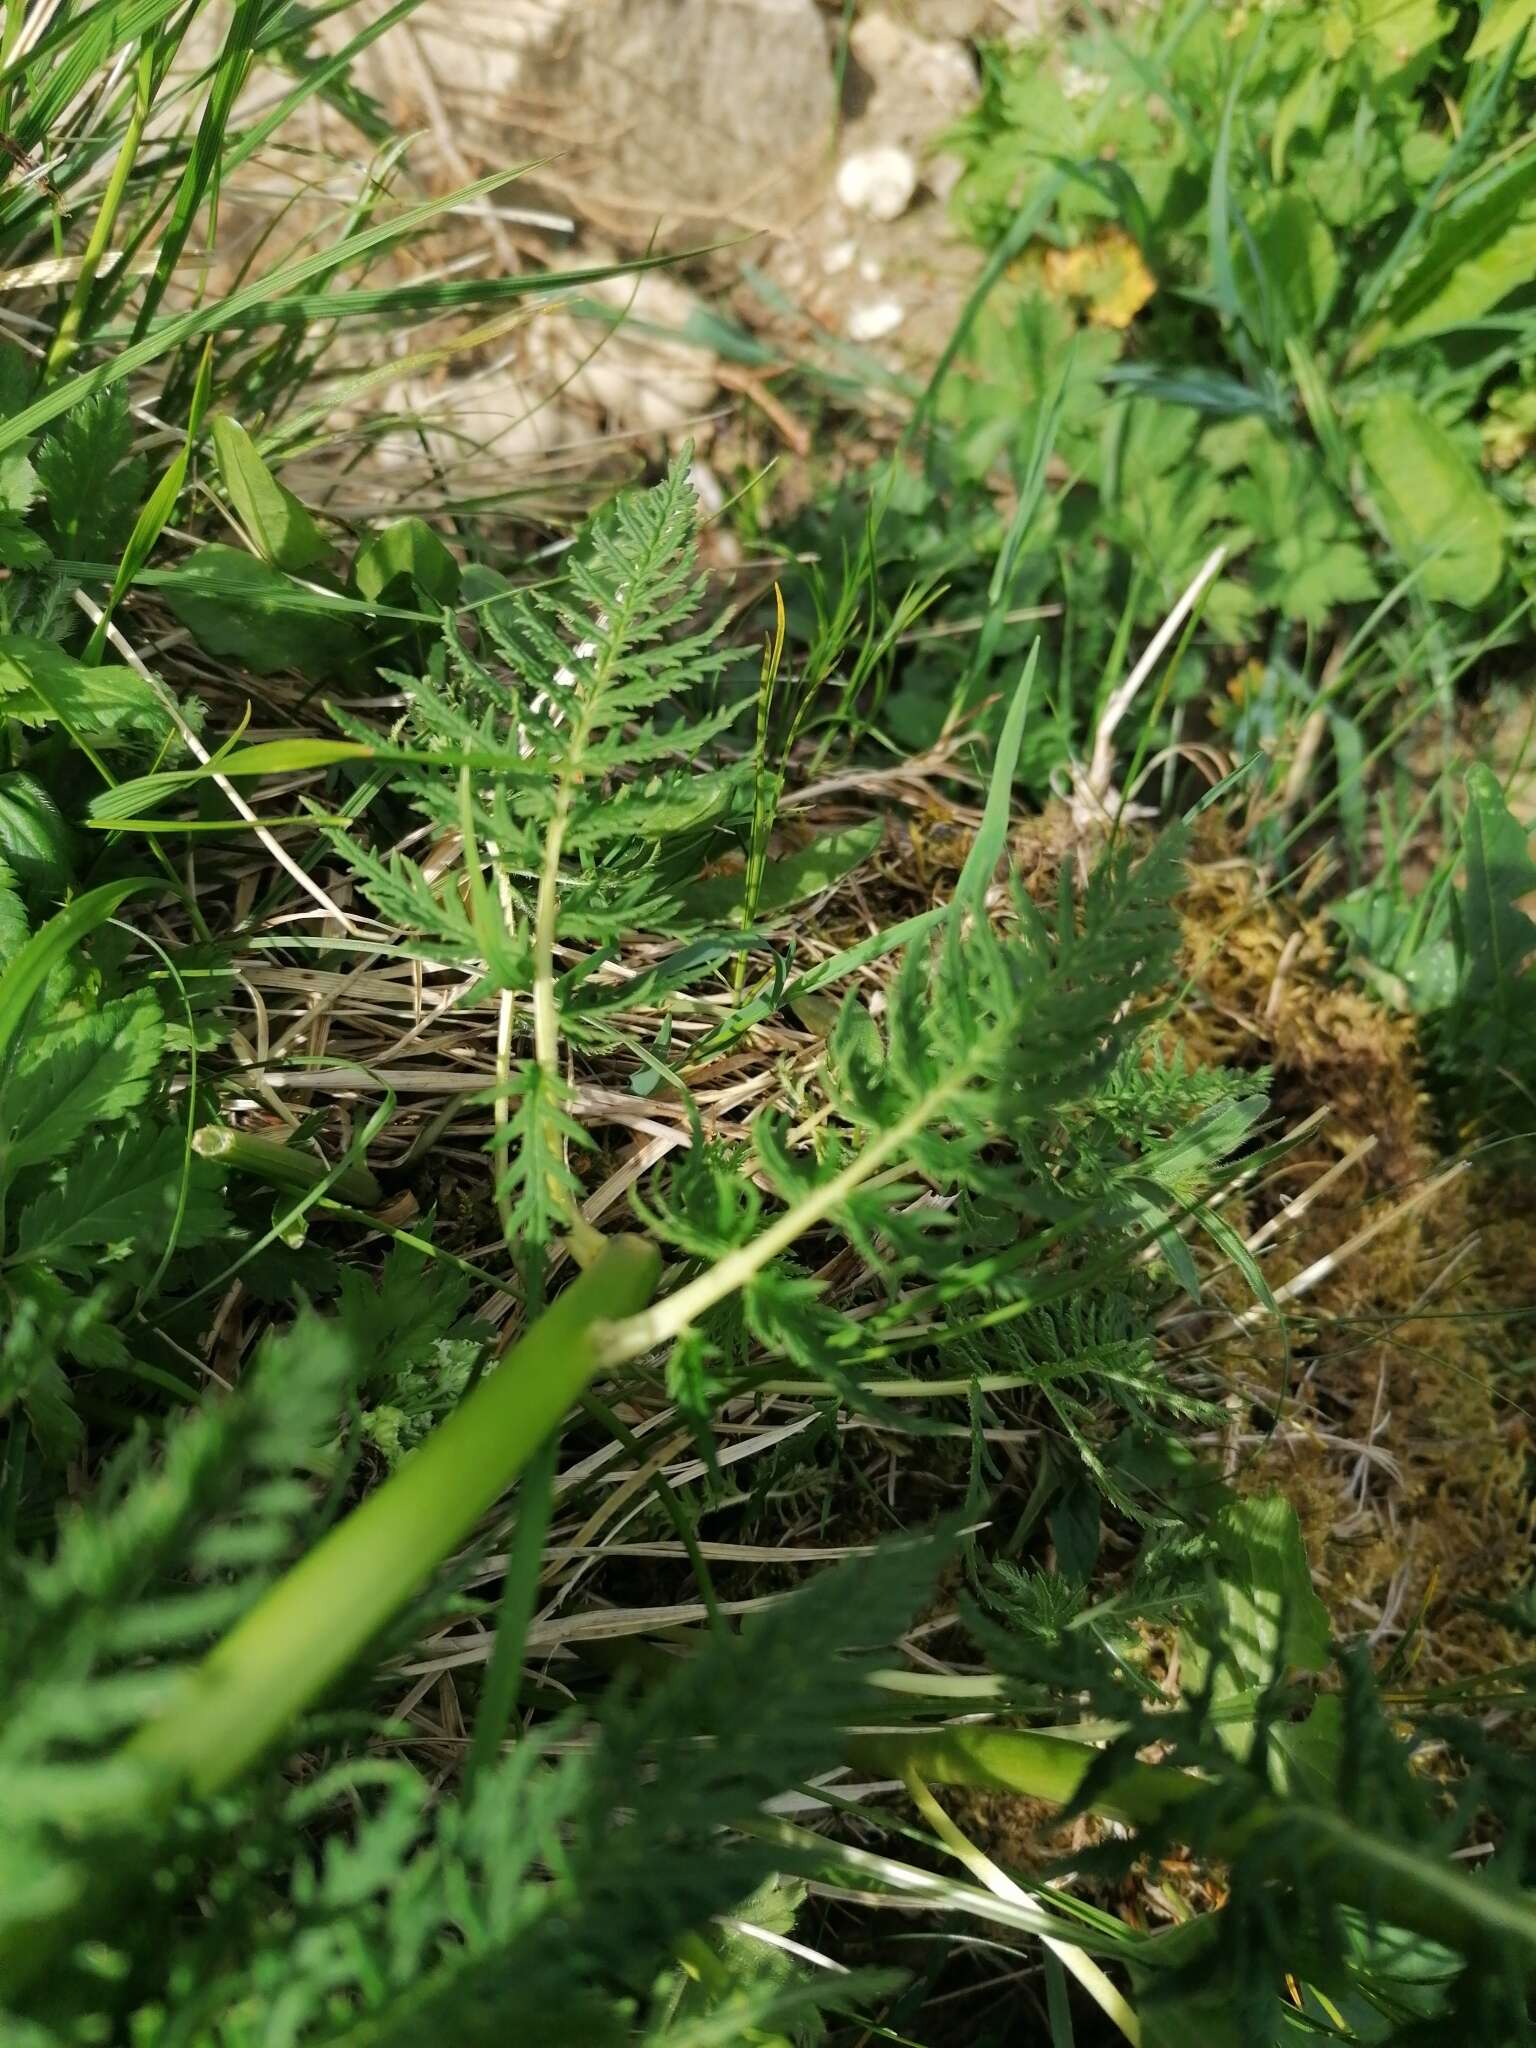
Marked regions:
[836,145,919,222]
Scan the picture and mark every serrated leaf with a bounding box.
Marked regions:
[0,772,70,904]
[331,1237,472,1396]
[34,389,146,558]
[0,1265,87,1457]
[0,515,50,568]
[211,415,333,574]
[2,994,165,1176]
[0,443,37,520]
[0,861,26,963]
[1359,395,1505,606]
[0,635,171,743]
[16,1125,226,1272]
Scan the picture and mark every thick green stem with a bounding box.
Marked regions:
[192,1124,383,1209]
[850,1726,1536,1970]
[127,1234,658,1797]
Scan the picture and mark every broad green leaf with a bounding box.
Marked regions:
[1353,0,1453,72]
[1234,192,1338,336]
[0,636,170,742]
[0,879,151,1072]
[16,1124,226,1272]
[0,866,24,963]
[1182,1492,1329,1759]
[155,545,368,678]
[675,819,885,923]
[1470,0,1536,63]
[1457,762,1536,1002]
[211,416,333,574]
[1375,151,1536,348]
[353,517,459,606]
[1359,395,1505,606]
[1271,1694,1342,1801]
[0,773,70,904]
[2,994,164,1175]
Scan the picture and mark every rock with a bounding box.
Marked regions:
[849,12,978,118]
[399,0,836,234]
[846,296,904,342]
[909,0,996,32]
[529,264,720,435]
[836,145,919,222]
[365,259,720,487]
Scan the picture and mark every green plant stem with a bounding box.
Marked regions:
[600,1088,940,1365]
[192,1124,383,1208]
[849,1726,1536,1969]
[45,49,152,376]
[464,1434,558,1789]
[126,1234,659,1797]
[531,783,593,1255]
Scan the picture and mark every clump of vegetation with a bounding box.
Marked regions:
[800,0,1534,797]
[3,1,1536,2044]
